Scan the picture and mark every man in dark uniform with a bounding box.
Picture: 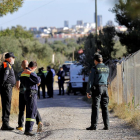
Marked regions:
[20,61,41,136]
[45,66,53,98]
[86,54,109,130]
[57,67,65,95]
[0,52,16,130]
[16,60,43,132]
[37,67,47,99]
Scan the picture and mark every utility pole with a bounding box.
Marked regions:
[95,0,98,51]
[95,0,97,36]
[95,0,98,47]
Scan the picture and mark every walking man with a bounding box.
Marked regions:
[46,66,53,98]
[86,54,109,130]
[20,61,41,136]
[0,52,16,130]
[16,60,43,132]
[57,67,65,95]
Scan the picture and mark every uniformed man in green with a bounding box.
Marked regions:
[86,54,109,130]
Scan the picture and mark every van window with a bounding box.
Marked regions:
[63,64,70,72]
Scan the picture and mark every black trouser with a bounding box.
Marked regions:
[18,93,42,127]
[38,84,46,98]
[91,86,109,128]
[58,81,64,95]
[46,83,53,97]
[1,84,13,127]
[24,91,37,132]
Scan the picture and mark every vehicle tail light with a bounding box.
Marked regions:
[83,74,85,81]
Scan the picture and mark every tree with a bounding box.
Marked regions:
[0,25,34,40]
[78,34,97,71]
[112,0,140,53]
[99,27,116,60]
[111,41,127,58]
[0,0,24,16]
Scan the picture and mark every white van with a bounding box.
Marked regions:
[68,64,88,95]
[62,61,74,80]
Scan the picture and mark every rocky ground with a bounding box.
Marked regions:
[0,84,140,140]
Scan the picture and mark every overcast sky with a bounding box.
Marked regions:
[0,0,117,29]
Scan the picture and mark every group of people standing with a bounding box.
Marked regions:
[0,52,40,136]
[37,66,65,98]
[37,66,55,99]
[0,51,110,137]
[0,52,66,136]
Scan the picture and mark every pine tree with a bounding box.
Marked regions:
[0,0,24,16]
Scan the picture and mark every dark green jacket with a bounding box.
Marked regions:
[86,63,109,93]
[37,70,47,84]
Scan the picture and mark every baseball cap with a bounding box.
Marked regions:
[5,52,16,59]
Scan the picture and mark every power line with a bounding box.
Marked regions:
[0,0,57,26]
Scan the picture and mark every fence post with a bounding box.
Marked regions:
[117,64,119,104]
[126,60,128,104]
[133,55,136,107]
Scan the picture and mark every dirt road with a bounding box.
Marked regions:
[0,84,140,140]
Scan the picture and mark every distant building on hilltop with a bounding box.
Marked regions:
[106,20,114,26]
[115,26,127,32]
[29,27,37,32]
[39,27,47,33]
[97,15,102,27]
[77,20,83,26]
[84,23,90,28]
[64,21,69,28]
[84,23,95,29]
[94,13,102,27]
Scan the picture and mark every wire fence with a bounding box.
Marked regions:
[107,50,140,106]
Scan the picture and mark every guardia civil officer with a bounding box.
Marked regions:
[86,54,109,130]
[20,61,41,136]
[0,52,16,131]
[37,67,47,99]
[16,60,43,132]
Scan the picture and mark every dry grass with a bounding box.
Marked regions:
[0,88,19,124]
[109,98,140,130]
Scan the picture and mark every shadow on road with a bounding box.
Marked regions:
[37,89,90,109]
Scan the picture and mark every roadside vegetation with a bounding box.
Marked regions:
[83,96,140,130]
[0,88,19,125]
[109,98,140,130]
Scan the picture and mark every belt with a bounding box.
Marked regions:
[3,83,14,87]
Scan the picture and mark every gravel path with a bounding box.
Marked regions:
[0,84,140,140]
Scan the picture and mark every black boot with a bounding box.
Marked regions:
[24,131,36,136]
[86,126,96,130]
[1,125,14,131]
[102,127,109,130]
